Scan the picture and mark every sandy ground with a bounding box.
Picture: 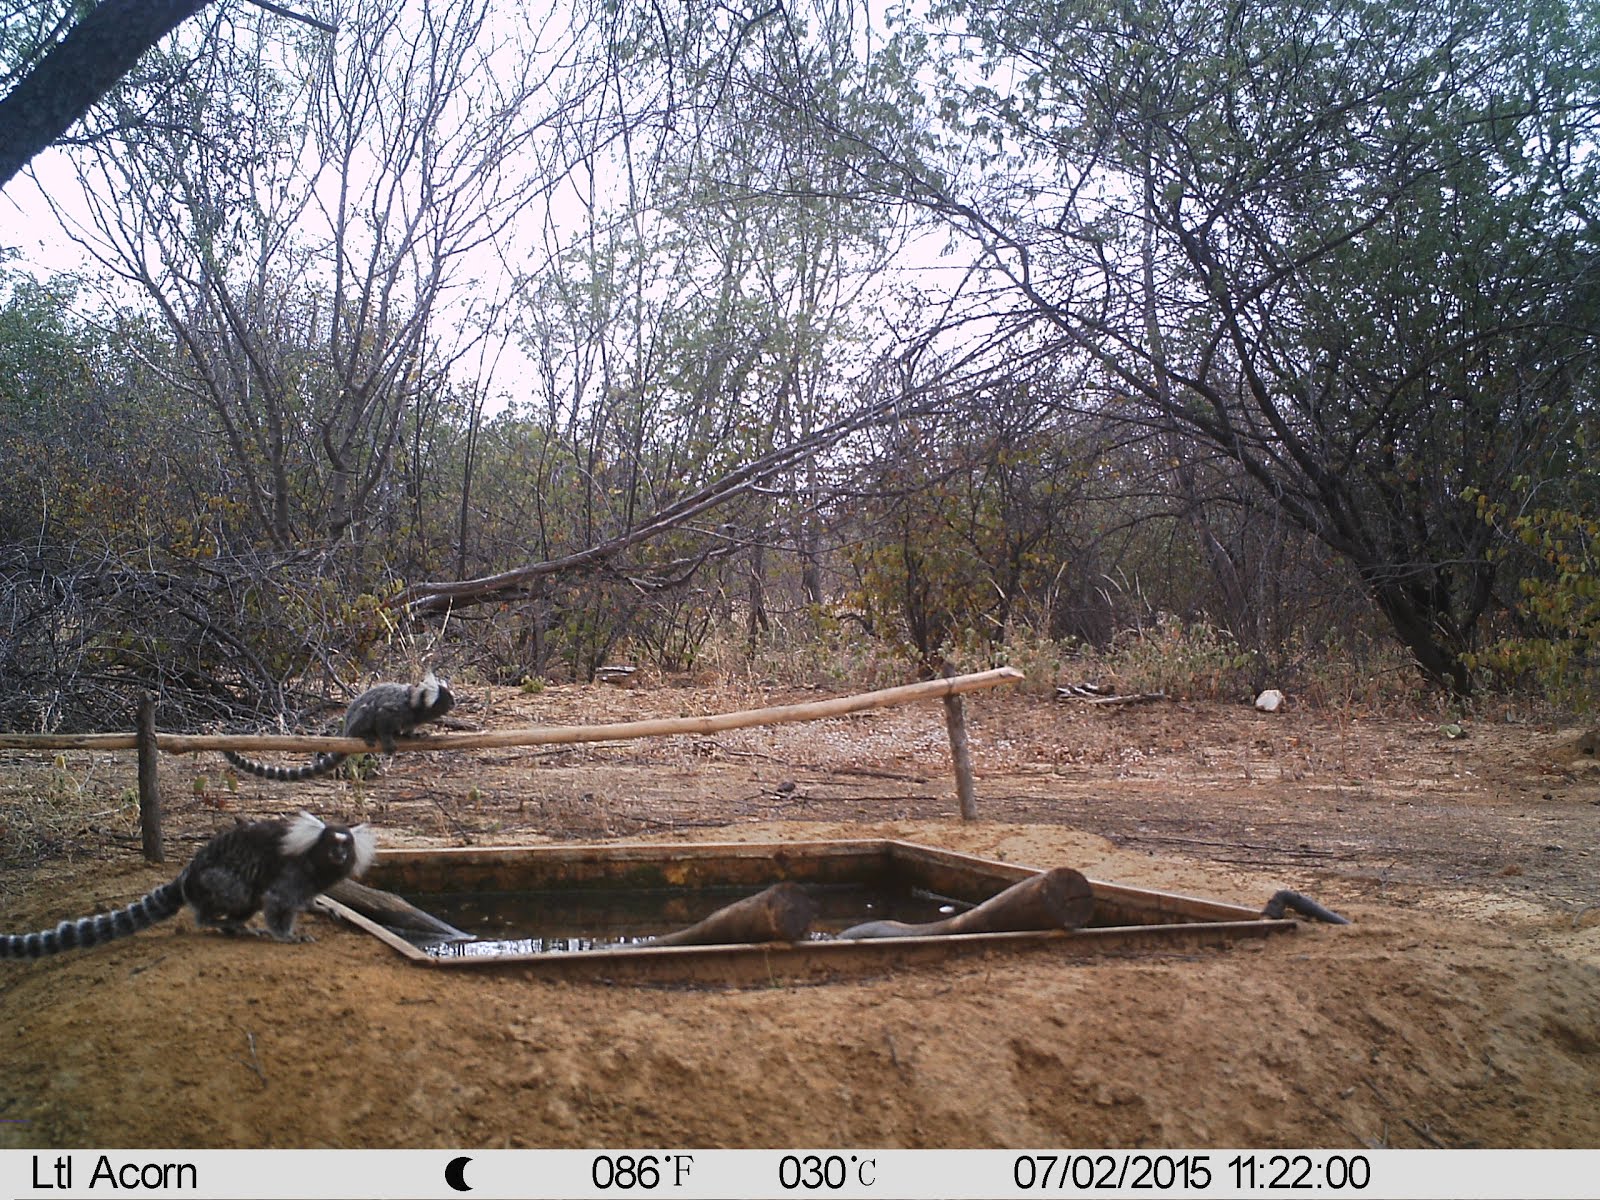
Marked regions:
[1,678,1598,1149]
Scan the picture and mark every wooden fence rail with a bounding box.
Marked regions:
[0,667,1024,755]
[0,666,1025,860]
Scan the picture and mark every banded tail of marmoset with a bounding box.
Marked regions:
[223,672,454,782]
[1,812,376,959]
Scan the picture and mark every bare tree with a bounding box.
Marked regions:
[395,387,919,615]
[52,0,580,558]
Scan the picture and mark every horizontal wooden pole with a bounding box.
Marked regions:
[0,731,140,750]
[0,667,1025,755]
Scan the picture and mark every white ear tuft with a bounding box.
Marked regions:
[280,810,327,857]
[349,823,378,876]
[416,671,442,708]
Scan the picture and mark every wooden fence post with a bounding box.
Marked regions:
[135,693,163,863]
[941,666,979,820]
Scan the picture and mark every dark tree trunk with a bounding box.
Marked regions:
[0,0,215,189]
[1367,576,1474,695]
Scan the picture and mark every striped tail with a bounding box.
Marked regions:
[1,880,186,959]
[222,749,348,782]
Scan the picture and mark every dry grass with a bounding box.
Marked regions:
[0,752,143,885]
[0,620,1580,885]
[654,617,1475,716]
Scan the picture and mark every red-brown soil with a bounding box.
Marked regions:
[2,680,1598,1148]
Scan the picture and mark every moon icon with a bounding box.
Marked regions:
[444,1156,473,1193]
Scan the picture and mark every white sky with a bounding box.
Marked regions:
[0,0,992,422]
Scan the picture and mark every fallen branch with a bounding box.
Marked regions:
[1055,684,1168,706]
[839,867,1094,939]
[393,393,918,615]
[642,882,816,947]
[236,1030,268,1088]
[1119,833,1352,859]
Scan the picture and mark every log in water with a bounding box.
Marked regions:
[838,867,1094,940]
[642,882,818,947]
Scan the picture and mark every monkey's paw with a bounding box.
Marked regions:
[210,921,266,939]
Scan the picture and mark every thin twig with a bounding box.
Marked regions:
[242,0,337,33]
[236,1031,268,1087]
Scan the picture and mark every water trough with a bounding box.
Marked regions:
[320,839,1298,984]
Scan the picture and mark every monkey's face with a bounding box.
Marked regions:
[320,829,358,870]
[281,813,377,882]
[310,828,370,880]
[415,673,454,718]
[339,824,378,877]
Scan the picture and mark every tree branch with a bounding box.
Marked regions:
[241,0,337,35]
[394,390,919,614]
[0,0,215,189]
